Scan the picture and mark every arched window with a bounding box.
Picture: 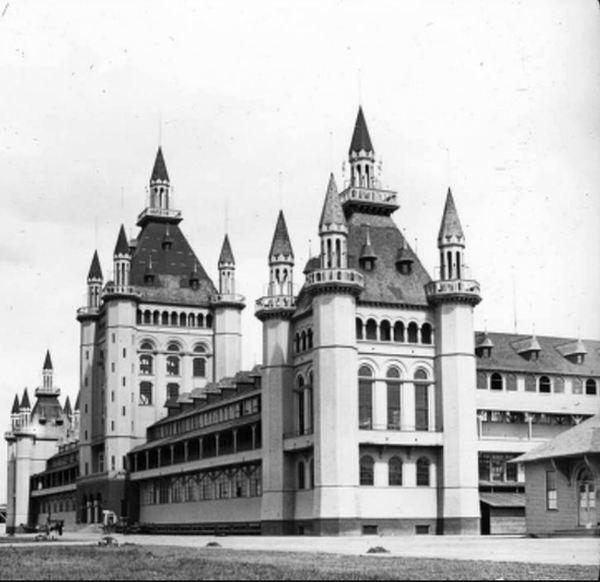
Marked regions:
[139,382,152,405]
[139,354,153,375]
[136,310,142,324]
[389,456,403,486]
[297,376,305,435]
[307,371,314,433]
[358,365,373,430]
[170,312,178,326]
[387,367,401,430]
[198,313,205,328]
[166,356,180,376]
[161,311,169,325]
[359,455,374,486]
[153,311,159,325]
[416,457,430,486]
[297,461,305,490]
[301,331,307,352]
[421,323,432,344]
[194,344,206,354]
[585,379,597,395]
[490,373,503,391]
[140,341,154,351]
[380,320,391,341]
[206,314,213,328]
[365,319,377,341]
[193,358,206,378]
[295,333,300,353]
[393,321,405,342]
[307,329,313,349]
[167,383,179,400]
[179,313,187,327]
[539,376,551,393]
[356,318,364,340]
[188,313,196,327]
[144,310,151,324]
[407,322,419,343]
[414,368,429,431]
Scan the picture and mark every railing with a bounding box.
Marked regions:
[304,268,364,288]
[255,295,296,312]
[76,306,99,316]
[137,207,182,223]
[425,279,481,296]
[212,293,246,304]
[103,284,140,296]
[338,186,398,207]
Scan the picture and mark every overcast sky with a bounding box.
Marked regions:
[1,0,599,502]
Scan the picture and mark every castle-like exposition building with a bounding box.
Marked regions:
[5,108,600,536]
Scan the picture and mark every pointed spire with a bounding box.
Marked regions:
[269,210,294,260]
[87,250,103,281]
[438,188,465,245]
[114,225,130,256]
[218,234,235,266]
[11,394,20,415]
[359,227,376,261]
[319,173,346,233]
[151,146,169,183]
[20,388,31,410]
[43,350,53,371]
[349,106,374,154]
[74,391,80,412]
[63,396,72,417]
[162,224,173,250]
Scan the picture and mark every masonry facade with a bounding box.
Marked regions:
[5,107,599,535]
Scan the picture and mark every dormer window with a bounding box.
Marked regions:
[360,257,376,271]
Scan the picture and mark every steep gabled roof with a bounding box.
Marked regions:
[438,188,465,244]
[43,350,53,371]
[114,225,130,256]
[218,234,235,265]
[269,210,294,260]
[514,415,600,463]
[151,146,169,182]
[349,106,374,154]
[318,173,346,232]
[87,250,103,280]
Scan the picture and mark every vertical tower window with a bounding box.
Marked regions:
[356,318,364,340]
[407,322,419,343]
[358,365,373,430]
[297,461,305,490]
[386,367,401,430]
[414,368,429,431]
[393,321,405,342]
[546,470,557,510]
[365,319,377,341]
[139,382,153,405]
[416,457,430,486]
[359,455,374,486]
[388,456,403,486]
[380,320,391,341]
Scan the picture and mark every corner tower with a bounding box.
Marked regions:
[426,188,481,534]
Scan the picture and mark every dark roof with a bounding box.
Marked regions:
[114,225,130,256]
[269,210,294,260]
[218,234,235,265]
[87,250,103,280]
[438,188,464,244]
[11,395,20,414]
[20,388,31,410]
[31,393,64,422]
[129,221,216,305]
[74,391,80,411]
[151,147,169,182]
[349,106,374,154]
[319,173,346,232]
[63,396,72,416]
[43,350,53,371]
[474,332,600,376]
[514,414,600,463]
[347,213,431,306]
[479,492,525,508]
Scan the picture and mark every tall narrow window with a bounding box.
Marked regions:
[539,376,551,393]
[416,457,430,486]
[546,470,557,510]
[585,379,597,395]
[139,382,152,405]
[386,367,401,430]
[393,321,405,342]
[358,365,373,430]
[297,461,305,490]
[490,373,503,391]
[389,456,403,486]
[356,318,364,340]
[407,322,419,343]
[297,376,305,435]
[421,323,432,344]
[360,455,374,486]
[415,368,429,431]
[365,319,377,341]
[167,383,179,400]
[380,320,391,341]
[193,358,206,378]
[139,354,153,375]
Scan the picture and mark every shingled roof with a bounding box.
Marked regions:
[349,106,374,154]
[114,225,130,256]
[218,234,235,265]
[514,414,600,463]
[129,221,216,306]
[319,173,346,233]
[87,250,103,280]
[474,332,600,376]
[151,147,169,182]
[438,188,465,244]
[269,210,294,260]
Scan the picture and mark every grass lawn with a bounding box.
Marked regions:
[0,544,596,580]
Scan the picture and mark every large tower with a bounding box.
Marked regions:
[255,211,296,534]
[426,188,482,534]
[307,173,364,534]
[213,234,245,381]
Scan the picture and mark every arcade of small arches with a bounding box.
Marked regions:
[294,329,314,353]
[359,452,436,487]
[137,308,213,329]
[356,317,433,345]
[296,455,315,490]
[290,372,314,438]
[477,371,599,396]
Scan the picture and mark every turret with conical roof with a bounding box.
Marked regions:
[63,396,72,417]
[42,350,54,391]
[20,388,31,411]
[318,174,349,270]
[11,394,20,415]
[267,211,294,298]
[218,235,236,296]
[87,250,103,309]
[113,224,132,291]
[436,188,469,282]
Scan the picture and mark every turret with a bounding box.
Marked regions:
[348,106,375,188]
[19,388,31,412]
[438,188,466,281]
[87,250,103,309]
[319,173,348,269]
[113,225,131,291]
[42,350,53,391]
[218,234,236,296]
[268,211,294,297]
[149,146,170,212]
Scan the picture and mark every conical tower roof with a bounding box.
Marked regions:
[437,188,465,245]
[11,394,20,414]
[349,106,374,154]
[319,173,346,233]
[151,146,169,182]
[269,210,294,260]
[43,349,53,371]
[63,396,72,416]
[218,234,235,266]
[20,388,31,410]
[74,391,80,411]
[87,250,103,280]
[114,225,130,256]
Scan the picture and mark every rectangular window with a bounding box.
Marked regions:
[112,333,115,343]
[122,348,126,358]
[111,421,115,431]
[111,391,115,402]
[111,455,116,471]
[85,462,89,476]
[122,406,126,416]
[139,382,153,405]
[387,382,401,429]
[111,363,115,373]
[415,385,429,430]
[358,381,373,429]
[546,470,557,510]
[122,376,126,387]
